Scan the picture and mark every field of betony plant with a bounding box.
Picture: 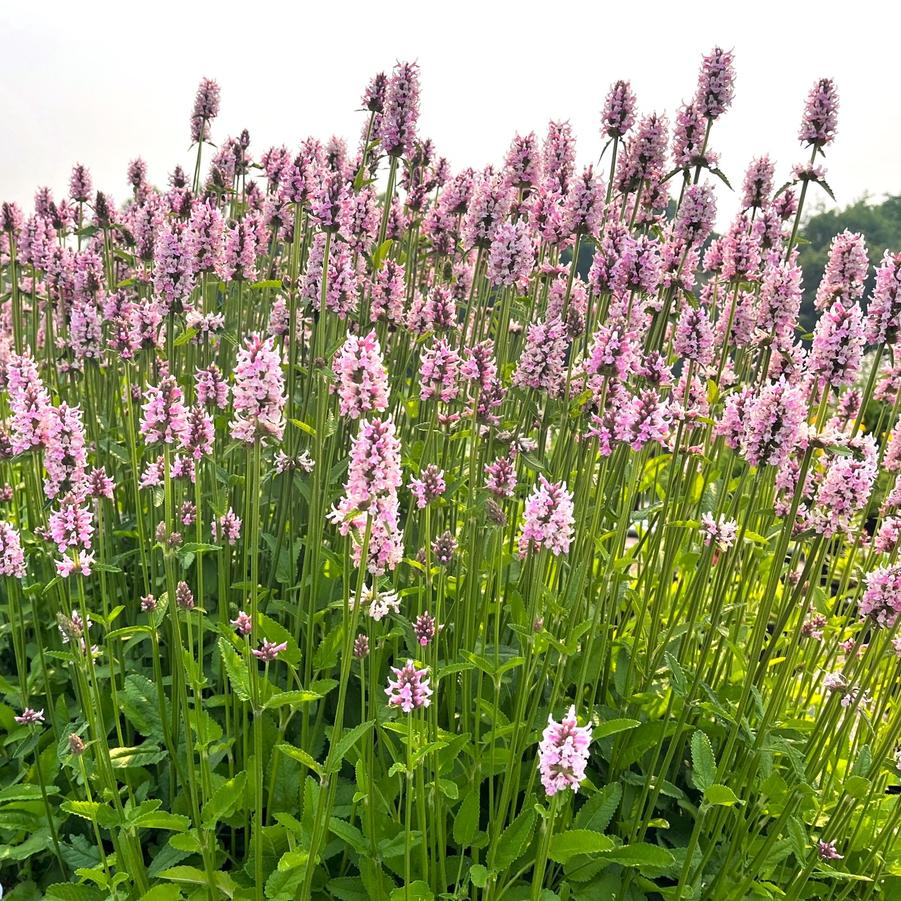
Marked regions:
[2,47,901,900]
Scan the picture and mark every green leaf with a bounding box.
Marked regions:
[133,810,191,832]
[453,788,480,847]
[470,864,489,888]
[120,673,167,739]
[158,866,236,898]
[493,806,537,870]
[329,817,368,855]
[173,327,197,347]
[691,730,717,791]
[704,783,741,807]
[218,637,251,702]
[390,882,433,901]
[61,800,119,829]
[277,742,324,776]
[574,782,622,833]
[266,864,304,900]
[599,842,675,872]
[264,689,321,710]
[548,829,615,863]
[109,742,167,769]
[0,783,56,802]
[203,772,247,825]
[139,887,184,901]
[371,239,393,271]
[45,886,104,901]
[595,718,641,740]
[326,720,374,774]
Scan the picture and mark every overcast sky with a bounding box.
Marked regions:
[1,1,899,229]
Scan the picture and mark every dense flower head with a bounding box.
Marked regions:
[503,132,542,189]
[615,389,671,451]
[487,220,535,288]
[14,707,44,726]
[742,378,807,469]
[419,338,461,403]
[758,255,804,338]
[231,334,287,444]
[69,164,93,203]
[865,252,901,344]
[563,166,605,237]
[485,455,517,498]
[741,156,775,210]
[861,562,901,628]
[673,101,714,171]
[808,300,865,388]
[616,113,668,192]
[0,521,26,578]
[673,184,717,248]
[6,352,53,454]
[700,512,738,552]
[333,331,390,418]
[191,77,221,143]
[674,305,715,366]
[43,403,88,500]
[378,62,420,158]
[695,47,736,120]
[369,259,406,325]
[602,80,637,138]
[140,377,189,446]
[806,436,876,536]
[462,171,514,250]
[538,706,592,796]
[385,659,432,712]
[518,476,574,558]
[814,230,868,311]
[799,78,839,147]
[542,121,576,194]
[512,317,569,396]
[409,464,446,509]
[413,611,436,647]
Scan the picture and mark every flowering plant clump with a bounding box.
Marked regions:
[2,50,901,900]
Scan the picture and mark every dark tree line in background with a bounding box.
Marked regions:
[798,195,901,334]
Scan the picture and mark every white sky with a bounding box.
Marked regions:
[2,0,900,230]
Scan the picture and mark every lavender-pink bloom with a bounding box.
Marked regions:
[191,77,221,143]
[808,300,865,388]
[333,331,390,419]
[141,377,189,446]
[742,378,806,469]
[419,338,461,403]
[673,184,717,248]
[674,305,715,366]
[865,251,901,345]
[378,62,420,158]
[799,78,839,148]
[0,521,26,578]
[542,121,576,194]
[503,132,542,189]
[538,705,592,796]
[814,230,868,311]
[486,220,535,289]
[563,166,605,237]
[231,334,287,444]
[695,47,736,120]
[601,80,637,138]
[512,318,569,396]
[741,156,775,210]
[409,464,446,509]
[861,562,901,628]
[517,476,574,558]
[385,659,432,712]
